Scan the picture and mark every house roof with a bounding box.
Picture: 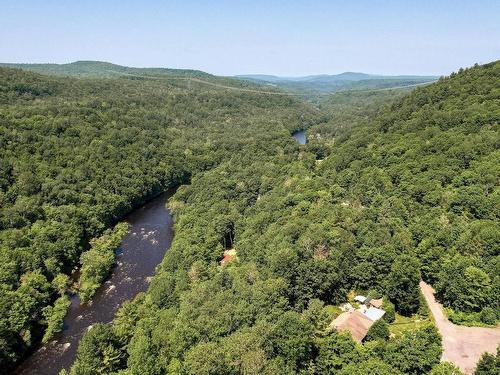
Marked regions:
[331,310,374,343]
[220,248,237,265]
[354,295,367,303]
[220,254,234,264]
[370,298,383,308]
[363,306,385,321]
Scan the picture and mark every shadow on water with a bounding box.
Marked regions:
[13,192,174,375]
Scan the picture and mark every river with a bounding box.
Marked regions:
[13,192,174,375]
[15,132,303,374]
[292,130,307,145]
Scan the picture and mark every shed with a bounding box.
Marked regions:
[354,295,367,303]
[370,298,383,309]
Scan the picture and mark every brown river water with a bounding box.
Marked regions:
[13,192,174,375]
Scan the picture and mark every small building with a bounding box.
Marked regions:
[354,295,367,303]
[220,248,237,265]
[330,310,374,343]
[369,298,383,309]
[363,306,385,322]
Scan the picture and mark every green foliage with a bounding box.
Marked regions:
[436,255,494,313]
[446,307,499,327]
[460,266,492,310]
[382,299,396,323]
[5,61,500,373]
[78,222,129,303]
[0,270,50,364]
[315,331,361,374]
[365,319,390,341]
[73,61,495,374]
[429,362,464,375]
[269,311,314,370]
[384,326,442,375]
[70,323,125,375]
[474,347,500,375]
[387,254,421,316]
[42,295,71,343]
[302,299,331,332]
[0,65,320,369]
[337,358,402,375]
[52,273,70,296]
[479,307,497,325]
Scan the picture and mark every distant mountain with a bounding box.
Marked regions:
[0,60,214,79]
[235,72,438,94]
[236,71,436,83]
[0,61,275,93]
[1,61,439,96]
[235,72,372,83]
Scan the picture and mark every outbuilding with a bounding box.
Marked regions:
[363,306,386,321]
[354,295,367,303]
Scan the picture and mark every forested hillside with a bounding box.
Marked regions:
[0,67,319,369]
[67,62,499,374]
[0,61,214,79]
[0,61,273,91]
[236,72,437,95]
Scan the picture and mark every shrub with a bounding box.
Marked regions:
[429,362,463,375]
[382,299,396,323]
[479,307,497,325]
[474,349,499,375]
[42,295,71,343]
[365,319,390,341]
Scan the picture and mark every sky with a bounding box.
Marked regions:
[1,1,499,76]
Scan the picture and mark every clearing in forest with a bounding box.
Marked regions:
[419,281,500,374]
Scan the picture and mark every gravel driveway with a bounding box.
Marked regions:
[420,281,500,374]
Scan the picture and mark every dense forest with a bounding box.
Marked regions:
[1,60,498,374]
[63,61,498,375]
[0,66,319,369]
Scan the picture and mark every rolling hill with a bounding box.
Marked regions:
[66,61,498,374]
[236,71,438,94]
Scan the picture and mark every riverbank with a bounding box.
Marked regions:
[13,192,174,375]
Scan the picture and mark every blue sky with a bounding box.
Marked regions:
[1,1,499,76]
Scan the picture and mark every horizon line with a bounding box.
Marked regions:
[0,59,447,78]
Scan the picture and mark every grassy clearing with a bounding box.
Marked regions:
[324,305,343,319]
[389,313,432,336]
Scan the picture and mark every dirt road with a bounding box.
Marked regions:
[420,281,500,374]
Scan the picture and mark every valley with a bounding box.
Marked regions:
[0,60,498,375]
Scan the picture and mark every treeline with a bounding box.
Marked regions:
[0,67,319,369]
[68,62,498,374]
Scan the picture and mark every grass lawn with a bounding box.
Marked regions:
[324,305,343,319]
[389,313,432,336]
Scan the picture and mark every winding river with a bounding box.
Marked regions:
[14,132,304,374]
[13,192,174,375]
